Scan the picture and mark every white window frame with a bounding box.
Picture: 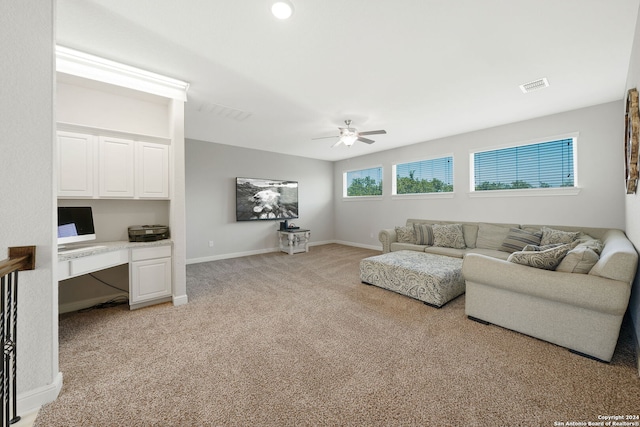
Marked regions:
[343,165,384,200]
[469,133,581,198]
[392,154,455,200]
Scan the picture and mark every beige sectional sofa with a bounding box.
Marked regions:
[378,219,638,362]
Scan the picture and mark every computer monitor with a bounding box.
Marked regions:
[57,206,96,247]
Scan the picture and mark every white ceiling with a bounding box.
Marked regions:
[56,0,640,161]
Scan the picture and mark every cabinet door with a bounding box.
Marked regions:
[57,131,94,197]
[98,136,134,197]
[130,257,172,304]
[136,142,169,198]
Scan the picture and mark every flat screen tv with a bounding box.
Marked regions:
[57,206,96,246]
[236,177,299,221]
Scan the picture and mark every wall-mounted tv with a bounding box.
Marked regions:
[236,177,299,221]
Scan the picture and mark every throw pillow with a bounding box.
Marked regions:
[499,228,543,253]
[540,226,580,246]
[522,243,563,252]
[395,226,416,244]
[414,223,434,245]
[476,223,513,251]
[574,237,604,255]
[507,244,572,270]
[432,223,466,249]
[556,246,600,274]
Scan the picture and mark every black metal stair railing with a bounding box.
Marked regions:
[0,246,35,426]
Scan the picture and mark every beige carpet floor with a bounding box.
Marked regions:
[35,244,639,426]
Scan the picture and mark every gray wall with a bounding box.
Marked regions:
[334,101,625,249]
[185,140,334,262]
[0,1,59,411]
[624,2,640,372]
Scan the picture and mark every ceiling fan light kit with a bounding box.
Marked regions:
[322,119,387,148]
[271,1,294,19]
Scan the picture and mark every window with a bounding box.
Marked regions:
[472,137,576,192]
[344,166,383,197]
[393,156,453,195]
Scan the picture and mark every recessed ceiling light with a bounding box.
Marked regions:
[519,77,549,93]
[271,1,294,20]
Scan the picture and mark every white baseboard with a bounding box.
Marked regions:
[333,240,383,251]
[173,294,188,306]
[187,247,279,264]
[186,240,381,265]
[59,292,128,314]
[17,372,63,415]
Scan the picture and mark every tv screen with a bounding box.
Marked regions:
[236,177,299,221]
[58,206,97,246]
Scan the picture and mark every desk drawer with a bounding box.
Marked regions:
[69,249,129,277]
[131,245,171,261]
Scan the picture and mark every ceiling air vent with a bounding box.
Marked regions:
[519,77,549,94]
[197,102,252,121]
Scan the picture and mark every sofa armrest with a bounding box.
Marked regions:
[462,254,631,316]
[379,228,397,253]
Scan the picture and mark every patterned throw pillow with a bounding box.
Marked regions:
[432,223,466,249]
[522,243,563,252]
[507,244,572,270]
[499,228,543,253]
[395,226,416,244]
[540,226,580,246]
[414,223,434,245]
[575,237,604,255]
[556,246,600,274]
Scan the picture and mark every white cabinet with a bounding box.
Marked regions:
[130,245,172,308]
[136,141,169,198]
[57,131,95,197]
[56,129,170,199]
[98,136,135,198]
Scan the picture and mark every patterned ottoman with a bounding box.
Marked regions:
[360,251,465,307]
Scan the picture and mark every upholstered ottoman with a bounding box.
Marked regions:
[360,251,465,307]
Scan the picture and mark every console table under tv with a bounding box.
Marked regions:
[278,229,311,255]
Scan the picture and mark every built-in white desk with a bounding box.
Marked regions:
[58,240,173,309]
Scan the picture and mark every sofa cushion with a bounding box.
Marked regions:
[395,226,416,244]
[467,248,512,260]
[507,244,572,270]
[390,242,426,253]
[540,226,580,246]
[556,246,600,274]
[432,224,466,249]
[462,224,479,249]
[413,223,434,245]
[424,246,466,258]
[499,228,543,253]
[476,223,513,250]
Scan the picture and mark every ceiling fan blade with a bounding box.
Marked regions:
[358,130,387,136]
[331,139,344,147]
[311,135,339,140]
[358,137,375,144]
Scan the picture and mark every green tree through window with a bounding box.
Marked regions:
[345,167,383,197]
[473,138,575,191]
[394,157,453,194]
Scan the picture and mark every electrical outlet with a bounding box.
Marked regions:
[208,241,214,248]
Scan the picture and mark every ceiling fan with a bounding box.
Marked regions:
[313,120,387,147]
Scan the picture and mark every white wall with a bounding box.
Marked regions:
[334,101,625,249]
[185,140,334,262]
[624,2,640,372]
[57,76,170,137]
[0,0,60,412]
